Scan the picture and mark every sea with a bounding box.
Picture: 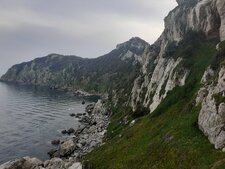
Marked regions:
[0,82,97,164]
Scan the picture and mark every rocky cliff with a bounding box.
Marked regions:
[197,42,225,150]
[1,37,150,108]
[1,0,225,151]
[131,0,225,112]
[2,0,225,115]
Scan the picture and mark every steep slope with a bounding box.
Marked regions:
[1,37,149,104]
[197,41,225,150]
[83,0,225,168]
[84,30,221,169]
[130,0,225,113]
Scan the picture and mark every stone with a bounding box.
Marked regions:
[79,116,91,124]
[0,157,43,169]
[216,0,225,41]
[51,139,60,145]
[68,163,82,169]
[61,130,68,135]
[67,128,75,135]
[123,116,129,125]
[164,133,174,143]
[198,67,225,149]
[92,121,97,126]
[196,87,208,106]
[59,139,76,157]
[70,113,76,117]
[92,100,107,115]
[44,158,65,169]
[201,67,214,84]
[129,120,136,127]
[85,104,95,114]
[48,149,60,158]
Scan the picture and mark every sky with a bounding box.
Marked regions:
[0,0,177,76]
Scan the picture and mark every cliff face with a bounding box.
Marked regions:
[131,0,225,112]
[1,0,225,115]
[197,43,225,150]
[1,37,149,104]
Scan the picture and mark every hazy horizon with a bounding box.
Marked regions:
[0,0,177,76]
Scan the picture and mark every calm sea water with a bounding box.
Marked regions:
[0,82,95,164]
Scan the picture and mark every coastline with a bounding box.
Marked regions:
[0,98,110,169]
[0,80,101,99]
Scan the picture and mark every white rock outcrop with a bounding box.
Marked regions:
[198,66,225,149]
[216,0,225,41]
[130,0,225,113]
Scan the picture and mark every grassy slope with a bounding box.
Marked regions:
[84,40,225,169]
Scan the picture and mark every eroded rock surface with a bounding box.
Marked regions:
[0,157,83,169]
[130,0,225,113]
[197,65,225,149]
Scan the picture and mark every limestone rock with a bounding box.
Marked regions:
[44,158,65,169]
[130,0,225,113]
[68,163,82,169]
[201,67,215,84]
[216,0,225,41]
[0,157,43,169]
[198,67,225,149]
[176,0,199,6]
[196,87,208,106]
[59,140,76,157]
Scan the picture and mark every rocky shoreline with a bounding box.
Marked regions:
[0,100,110,169]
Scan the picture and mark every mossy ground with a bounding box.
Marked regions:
[84,39,225,169]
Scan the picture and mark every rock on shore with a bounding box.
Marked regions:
[49,100,110,159]
[0,157,82,169]
[0,100,110,169]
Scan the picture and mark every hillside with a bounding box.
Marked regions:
[1,0,225,168]
[1,37,147,93]
[84,32,224,169]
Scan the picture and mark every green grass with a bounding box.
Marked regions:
[83,38,225,169]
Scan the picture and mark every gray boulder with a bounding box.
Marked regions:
[59,140,76,157]
[51,140,60,145]
[68,163,82,169]
[197,67,225,149]
[44,158,65,169]
[0,157,43,169]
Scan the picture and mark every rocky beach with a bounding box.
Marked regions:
[0,99,110,169]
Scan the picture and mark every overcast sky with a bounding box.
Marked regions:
[0,0,177,76]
